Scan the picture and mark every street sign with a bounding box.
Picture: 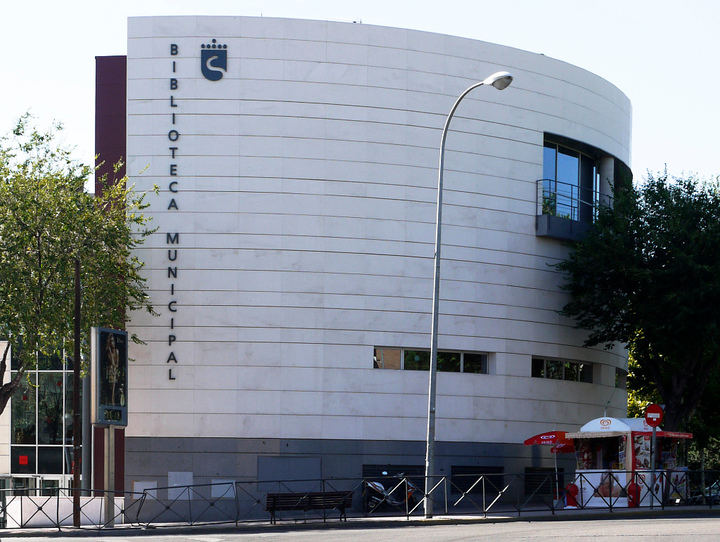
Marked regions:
[645,403,664,428]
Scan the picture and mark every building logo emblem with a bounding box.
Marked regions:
[201,39,227,81]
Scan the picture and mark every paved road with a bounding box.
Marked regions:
[7,516,720,541]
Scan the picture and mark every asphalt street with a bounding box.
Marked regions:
[4,516,720,541]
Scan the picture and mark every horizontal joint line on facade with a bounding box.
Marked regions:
[128,110,541,142]
[128,34,628,111]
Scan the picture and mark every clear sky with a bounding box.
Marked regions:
[3,0,719,183]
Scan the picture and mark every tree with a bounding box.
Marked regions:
[558,172,720,431]
[0,114,156,415]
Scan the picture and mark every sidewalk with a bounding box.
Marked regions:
[1,505,720,538]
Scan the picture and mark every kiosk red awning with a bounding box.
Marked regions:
[524,431,575,454]
[524,431,568,446]
[634,430,692,439]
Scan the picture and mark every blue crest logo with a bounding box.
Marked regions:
[201,39,227,81]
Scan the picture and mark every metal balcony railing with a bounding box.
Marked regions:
[536,178,611,224]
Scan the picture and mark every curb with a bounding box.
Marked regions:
[1,506,719,537]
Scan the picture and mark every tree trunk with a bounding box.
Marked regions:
[0,342,24,416]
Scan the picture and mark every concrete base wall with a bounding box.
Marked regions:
[125,436,575,495]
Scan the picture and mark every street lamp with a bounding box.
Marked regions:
[424,71,513,518]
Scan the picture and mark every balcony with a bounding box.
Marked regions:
[535,179,610,242]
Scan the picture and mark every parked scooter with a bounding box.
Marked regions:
[364,472,423,512]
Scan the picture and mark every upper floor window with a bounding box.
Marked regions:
[542,140,599,223]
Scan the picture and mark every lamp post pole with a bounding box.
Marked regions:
[73,258,81,527]
[424,72,513,518]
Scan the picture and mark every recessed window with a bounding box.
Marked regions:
[373,347,402,369]
[404,350,430,371]
[542,139,599,223]
[374,348,489,374]
[437,351,461,372]
[463,353,488,374]
[532,357,592,383]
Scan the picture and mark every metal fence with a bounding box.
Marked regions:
[0,469,718,530]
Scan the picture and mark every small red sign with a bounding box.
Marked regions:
[18,455,28,466]
[645,403,664,428]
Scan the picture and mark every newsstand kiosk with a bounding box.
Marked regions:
[565,417,691,507]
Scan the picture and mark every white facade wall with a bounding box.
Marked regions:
[126,17,631,446]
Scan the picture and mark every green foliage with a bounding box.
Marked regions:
[0,114,156,390]
[626,351,659,418]
[688,437,720,471]
[558,172,720,431]
[542,191,557,216]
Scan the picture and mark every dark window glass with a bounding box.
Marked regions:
[531,358,545,378]
[12,373,36,444]
[38,446,63,474]
[11,477,34,495]
[65,373,80,444]
[38,372,64,445]
[556,147,579,220]
[557,147,579,183]
[41,479,60,496]
[564,362,579,381]
[615,368,627,389]
[546,360,563,380]
[404,350,429,371]
[437,351,460,372]
[65,446,76,475]
[579,155,596,223]
[580,363,593,383]
[543,144,556,181]
[11,446,36,475]
[38,351,63,370]
[463,353,487,374]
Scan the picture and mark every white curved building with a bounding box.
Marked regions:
[118,16,631,489]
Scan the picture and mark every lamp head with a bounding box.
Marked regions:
[483,71,513,90]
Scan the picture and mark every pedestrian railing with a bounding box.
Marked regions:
[0,469,717,531]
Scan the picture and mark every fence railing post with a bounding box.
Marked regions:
[443,476,448,515]
[482,476,486,517]
[404,478,409,519]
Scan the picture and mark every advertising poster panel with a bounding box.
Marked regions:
[91,327,128,426]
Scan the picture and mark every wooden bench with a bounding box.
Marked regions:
[266,491,353,524]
